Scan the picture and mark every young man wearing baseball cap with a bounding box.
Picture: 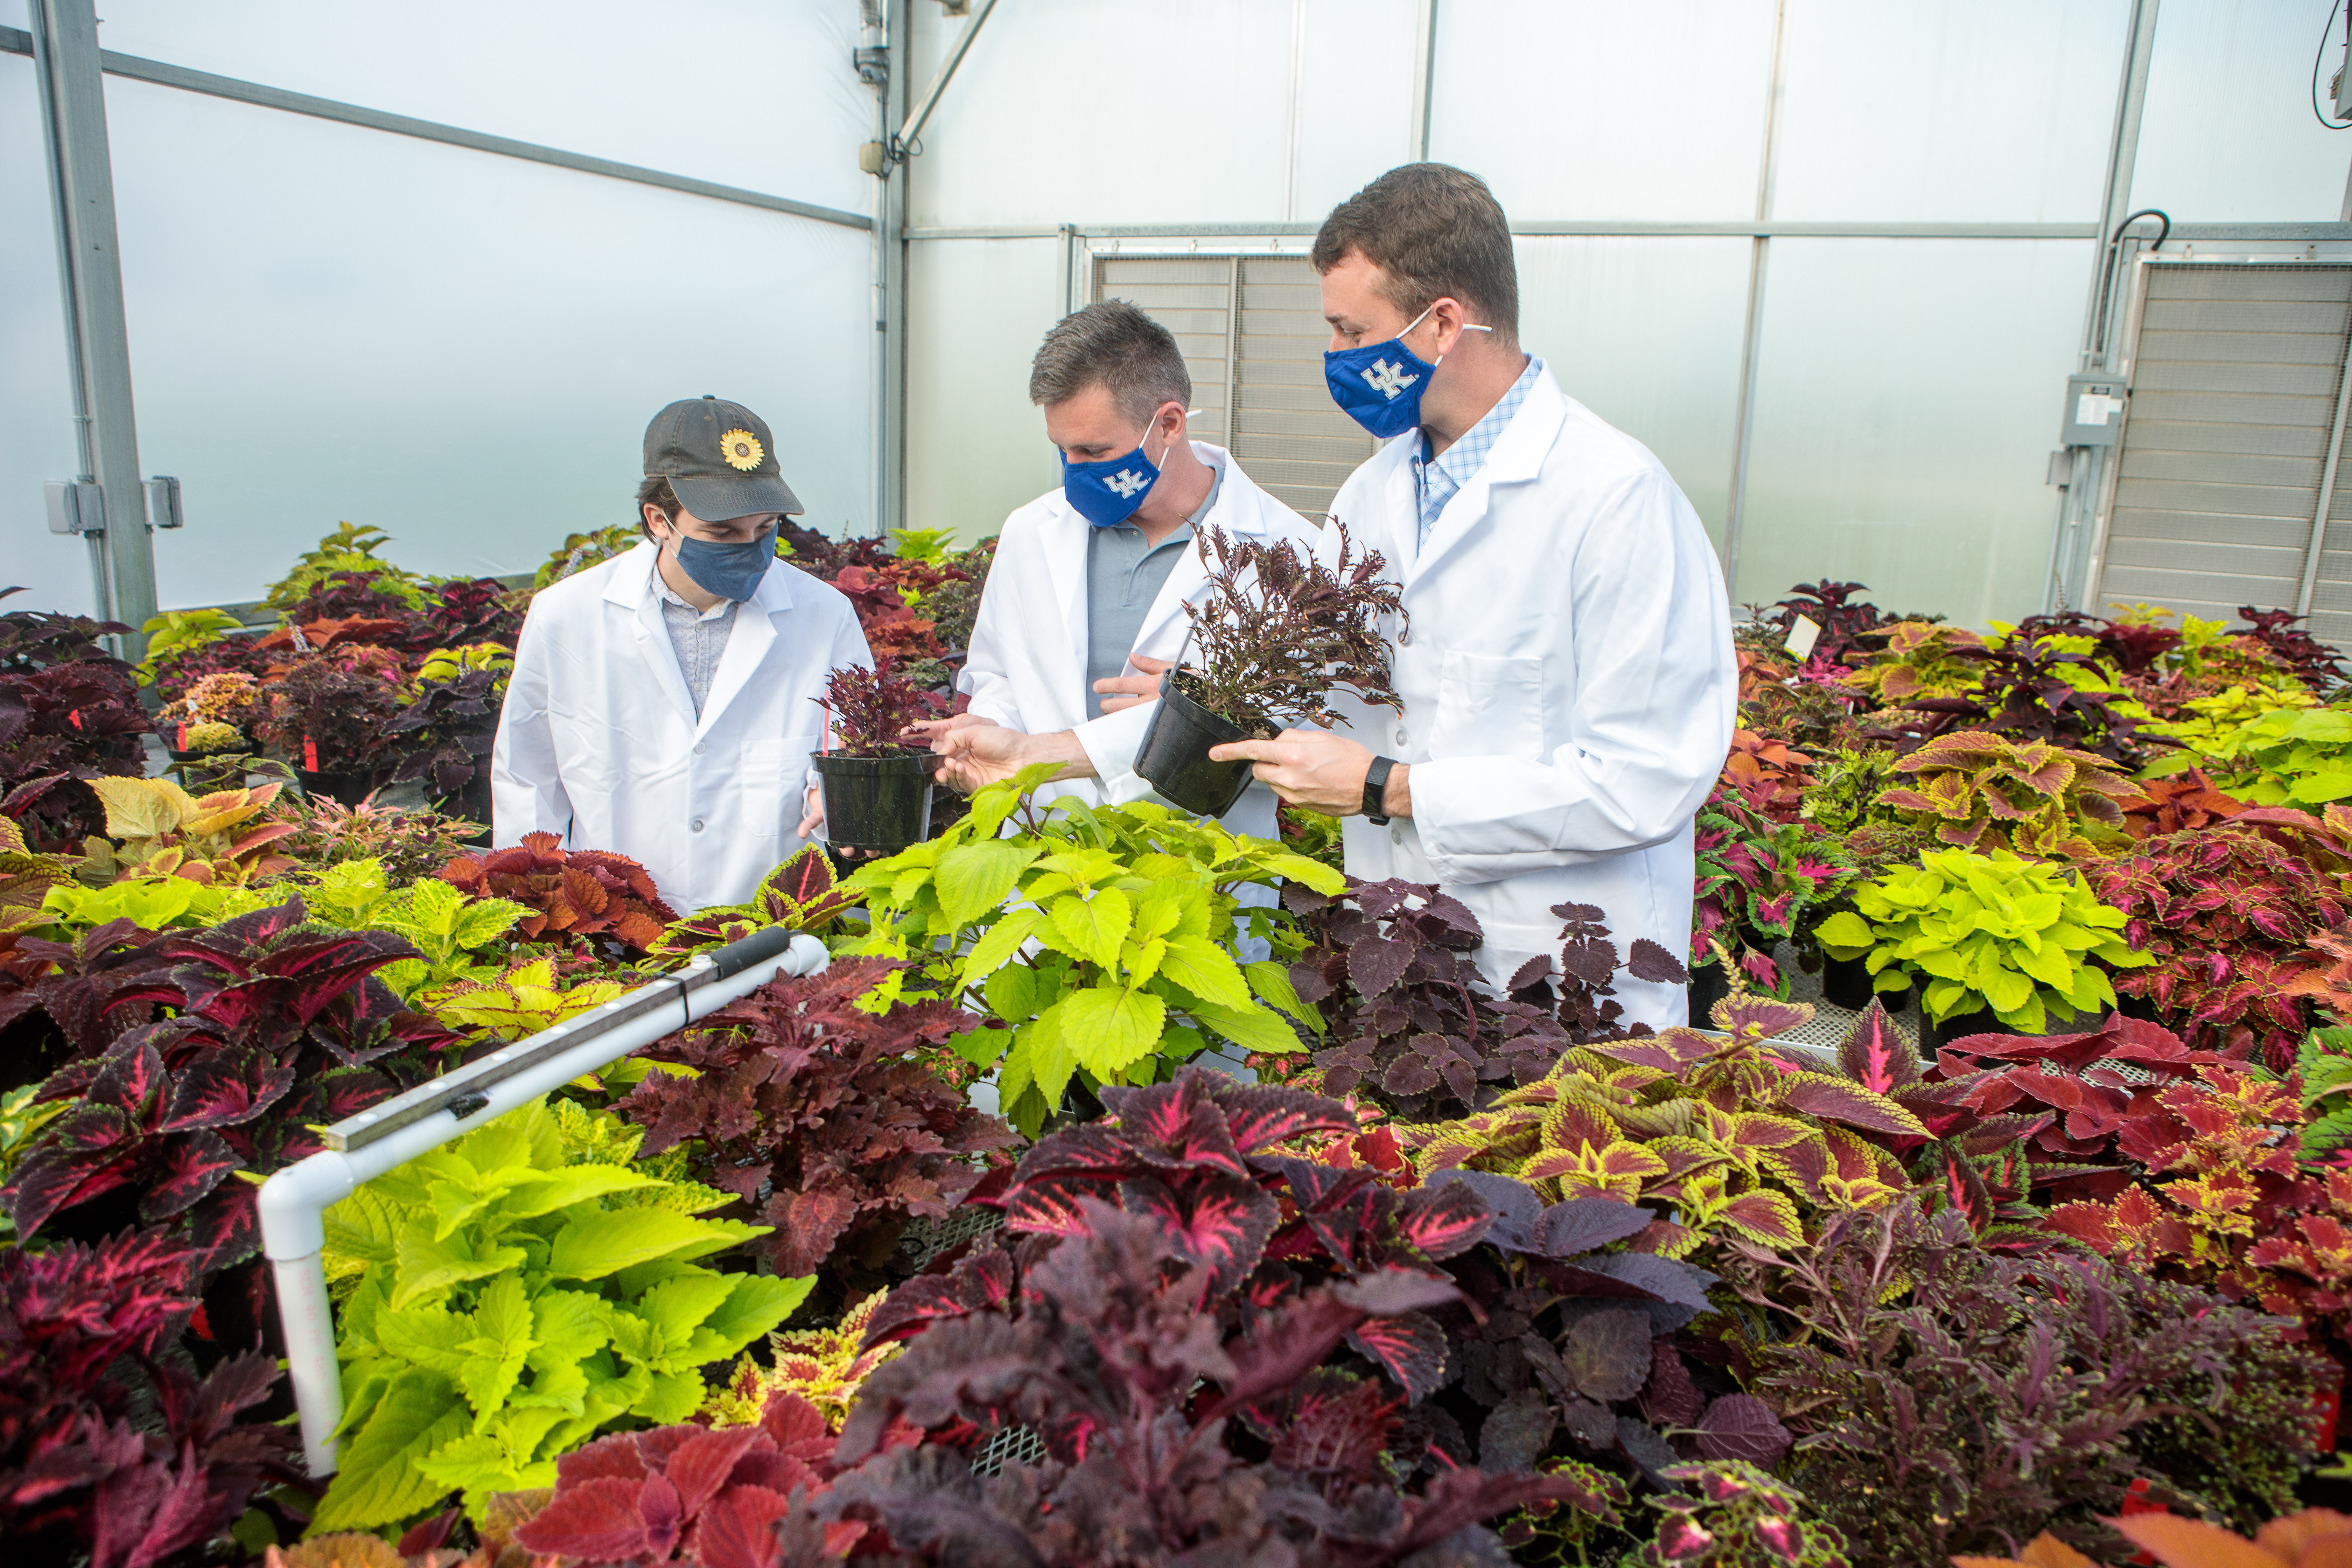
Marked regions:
[491,396,873,911]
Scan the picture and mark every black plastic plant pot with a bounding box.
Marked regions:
[813,750,944,851]
[1135,673,1256,818]
[1688,963,1732,1028]
[295,768,376,807]
[1820,954,1875,1010]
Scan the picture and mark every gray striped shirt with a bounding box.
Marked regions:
[654,567,741,719]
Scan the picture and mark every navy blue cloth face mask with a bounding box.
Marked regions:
[1062,415,1178,528]
[1323,301,1492,439]
[664,522,777,602]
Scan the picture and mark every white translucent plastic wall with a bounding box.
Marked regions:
[1734,239,2095,623]
[0,52,91,614]
[4,0,875,614]
[903,238,1064,543]
[2132,0,2352,221]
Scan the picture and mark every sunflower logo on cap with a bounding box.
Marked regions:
[720,429,764,471]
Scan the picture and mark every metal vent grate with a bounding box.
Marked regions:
[2098,265,2352,632]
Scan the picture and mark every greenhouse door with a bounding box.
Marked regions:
[1091,255,1377,522]
[2089,264,2352,645]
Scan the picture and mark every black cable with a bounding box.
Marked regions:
[2315,0,2351,130]
[2084,210,2171,363]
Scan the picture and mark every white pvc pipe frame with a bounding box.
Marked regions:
[258,931,830,1477]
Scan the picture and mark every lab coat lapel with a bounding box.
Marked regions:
[694,561,794,739]
[1407,371,1568,588]
[1038,499,1094,682]
[608,545,696,729]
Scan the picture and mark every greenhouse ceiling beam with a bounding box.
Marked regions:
[902,220,2106,241]
[890,0,997,165]
[0,24,872,231]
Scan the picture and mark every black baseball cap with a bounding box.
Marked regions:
[643,395,804,520]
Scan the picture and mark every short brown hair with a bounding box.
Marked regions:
[636,474,681,538]
[1028,300,1191,427]
[1311,163,1518,343]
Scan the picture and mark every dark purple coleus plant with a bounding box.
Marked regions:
[0,1227,301,1567]
[1289,879,1570,1119]
[0,918,180,1092]
[0,587,149,851]
[3,897,458,1271]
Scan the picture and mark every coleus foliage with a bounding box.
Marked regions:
[818,1196,1618,1566]
[650,845,856,959]
[5,897,459,1269]
[1287,878,1570,1120]
[1629,1462,1852,1568]
[386,663,504,800]
[436,831,679,956]
[1717,727,1816,824]
[2118,765,2250,838]
[1720,1197,2324,1568]
[0,587,149,852]
[1757,579,1897,670]
[315,1098,808,1531]
[843,766,1339,1135]
[702,1287,899,1434]
[286,857,527,1001]
[815,658,947,756]
[1180,521,1408,734]
[507,1390,865,1568]
[252,650,408,776]
[2090,816,2352,1065]
[1872,730,2135,860]
[618,957,1020,1283]
[1896,631,2159,764]
[1814,846,2148,1030]
[2232,603,2349,692]
[1692,781,1854,991]
[77,775,301,886]
[1400,994,1923,1261]
[0,915,178,1090]
[0,1227,300,1568]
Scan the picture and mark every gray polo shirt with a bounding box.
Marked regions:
[1084,461,1224,718]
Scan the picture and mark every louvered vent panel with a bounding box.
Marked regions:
[1093,257,1235,447]
[2099,265,2352,633]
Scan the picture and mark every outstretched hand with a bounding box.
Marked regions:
[1094,653,1172,714]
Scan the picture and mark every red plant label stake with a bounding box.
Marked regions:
[303,735,320,771]
[176,723,188,750]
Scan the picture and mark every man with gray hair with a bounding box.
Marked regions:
[917,300,1320,845]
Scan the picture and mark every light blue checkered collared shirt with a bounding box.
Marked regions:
[1412,355,1544,546]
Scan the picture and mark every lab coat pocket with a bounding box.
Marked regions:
[1429,651,1546,761]
[740,737,789,838]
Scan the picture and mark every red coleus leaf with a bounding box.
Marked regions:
[1390,1178,1496,1261]
[863,1247,1016,1349]
[512,1475,652,1560]
[1203,1082,1359,1155]
[1097,1076,1248,1178]
[1693,1393,1792,1466]
[1345,1307,1451,1405]
[1836,999,1917,1094]
[140,1129,241,1223]
[1123,1172,1278,1298]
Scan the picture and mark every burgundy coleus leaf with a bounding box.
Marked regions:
[1561,1307,1652,1402]
[1835,999,1917,1094]
[693,1487,798,1568]
[85,1039,168,1117]
[1772,1073,1927,1136]
[1476,1386,1557,1474]
[1205,1080,1359,1155]
[157,1048,295,1132]
[1013,1125,1138,1183]
[1530,1196,1656,1260]
[511,1476,652,1560]
[1001,1178,1093,1239]
[1096,1078,1247,1177]
[1125,1172,1278,1298]
[1693,1393,1792,1466]
[4,1126,138,1238]
[188,1180,260,1270]
[1936,1145,1996,1233]
[1426,1170,1542,1252]
[1390,1179,1495,1261]
[140,1128,240,1223]
[1639,1337,1706,1427]
[863,1247,1016,1349]
[1625,938,1688,986]
[1344,1307,1450,1404]
[1348,933,1416,998]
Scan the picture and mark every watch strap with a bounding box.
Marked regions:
[1364,755,1396,825]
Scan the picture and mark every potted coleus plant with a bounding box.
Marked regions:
[1815,846,2150,1049]
[253,650,405,805]
[1136,524,1406,816]
[810,660,947,852]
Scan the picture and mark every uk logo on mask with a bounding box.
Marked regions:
[1104,468,1149,499]
[1360,358,1420,400]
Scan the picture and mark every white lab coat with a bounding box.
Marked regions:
[1321,366,1736,1029]
[959,442,1322,839]
[491,541,873,913]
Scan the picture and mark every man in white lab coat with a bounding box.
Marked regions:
[492,396,873,913]
[1212,164,1737,1028]
[922,301,1320,840]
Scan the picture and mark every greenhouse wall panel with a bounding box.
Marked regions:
[0,49,85,614]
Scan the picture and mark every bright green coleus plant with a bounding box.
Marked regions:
[1815,847,2149,1031]
[293,857,527,999]
[2143,700,2352,807]
[839,763,1344,1134]
[312,1097,808,1531]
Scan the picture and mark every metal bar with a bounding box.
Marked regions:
[31,0,153,648]
[902,220,2107,242]
[880,0,910,536]
[0,24,870,231]
[1408,0,1440,162]
[2079,0,2161,373]
[1220,256,1242,450]
[1721,0,1791,602]
[896,0,997,155]
[2078,258,2158,608]
[22,18,106,621]
[2297,316,2352,617]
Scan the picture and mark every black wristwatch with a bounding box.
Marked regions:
[1364,755,1398,825]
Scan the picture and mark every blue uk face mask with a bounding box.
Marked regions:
[1323,301,1492,439]
[666,523,776,601]
[1062,416,1176,528]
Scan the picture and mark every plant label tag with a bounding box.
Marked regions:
[176,723,188,750]
[68,708,82,730]
[1784,615,1821,660]
[303,736,319,771]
